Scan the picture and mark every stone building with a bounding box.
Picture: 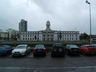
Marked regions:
[0,32,8,40]
[20,21,80,41]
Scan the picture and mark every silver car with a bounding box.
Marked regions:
[12,44,31,57]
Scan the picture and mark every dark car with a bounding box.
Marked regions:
[51,43,65,57]
[0,45,13,55]
[80,44,96,55]
[66,44,80,55]
[33,44,46,57]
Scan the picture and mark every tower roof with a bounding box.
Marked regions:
[45,20,51,31]
[46,20,50,26]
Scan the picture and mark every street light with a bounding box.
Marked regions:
[86,0,92,44]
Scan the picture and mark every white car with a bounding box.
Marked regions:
[12,44,31,57]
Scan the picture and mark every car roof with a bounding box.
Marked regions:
[91,44,96,46]
[66,44,77,46]
[83,45,91,47]
[35,44,44,46]
[0,45,11,47]
[53,43,63,45]
[36,44,44,45]
[66,44,79,48]
[54,43,62,44]
[17,44,27,47]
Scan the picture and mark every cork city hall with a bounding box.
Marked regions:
[19,19,80,41]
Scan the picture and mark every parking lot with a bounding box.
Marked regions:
[1,52,96,72]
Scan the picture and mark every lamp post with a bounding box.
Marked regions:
[86,0,92,44]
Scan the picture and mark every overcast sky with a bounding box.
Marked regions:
[0,0,96,34]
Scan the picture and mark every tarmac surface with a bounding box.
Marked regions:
[0,52,96,72]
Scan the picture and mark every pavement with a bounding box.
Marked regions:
[0,52,96,72]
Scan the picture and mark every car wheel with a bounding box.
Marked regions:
[66,50,69,55]
[62,54,65,57]
[67,52,70,55]
[44,53,46,56]
[81,51,84,55]
[51,54,54,57]
[33,54,36,57]
[12,55,15,57]
[7,51,10,54]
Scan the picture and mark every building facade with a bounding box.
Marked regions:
[19,19,27,32]
[0,32,8,40]
[20,21,80,41]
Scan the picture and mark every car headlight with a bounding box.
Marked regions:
[12,51,15,53]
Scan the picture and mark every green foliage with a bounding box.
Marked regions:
[80,33,90,40]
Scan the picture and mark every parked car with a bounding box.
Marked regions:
[0,45,13,55]
[51,43,65,57]
[33,44,46,57]
[80,44,96,55]
[12,44,31,57]
[91,44,96,47]
[66,44,80,55]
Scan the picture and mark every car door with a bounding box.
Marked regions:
[26,46,30,53]
[66,45,70,53]
[80,46,85,52]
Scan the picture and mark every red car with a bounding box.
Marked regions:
[80,45,96,55]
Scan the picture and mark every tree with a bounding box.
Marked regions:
[58,32,62,40]
[80,33,90,40]
[11,34,17,40]
[16,34,20,39]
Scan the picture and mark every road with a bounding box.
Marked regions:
[0,52,96,72]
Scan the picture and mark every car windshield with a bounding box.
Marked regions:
[54,43,63,46]
[2,45,10,48]
[16,46,26,49]
[0,46,11,49]
[68,45,79,48]
[88,46,94,48]
[35,45,44,49]
[0,47,6,49]
[92,44,96,48]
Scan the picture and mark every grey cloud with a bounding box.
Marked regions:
[0,0,96,34]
